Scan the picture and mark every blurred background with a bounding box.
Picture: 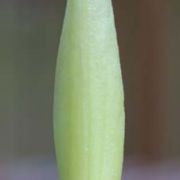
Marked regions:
[0,0,180,179]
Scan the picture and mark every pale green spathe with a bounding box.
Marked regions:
[54,0,125,180]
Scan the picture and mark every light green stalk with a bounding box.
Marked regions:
[54,0,125,180]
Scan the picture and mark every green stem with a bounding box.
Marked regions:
[54,0,125,180]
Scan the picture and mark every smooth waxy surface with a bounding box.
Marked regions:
[54,0,125,180]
